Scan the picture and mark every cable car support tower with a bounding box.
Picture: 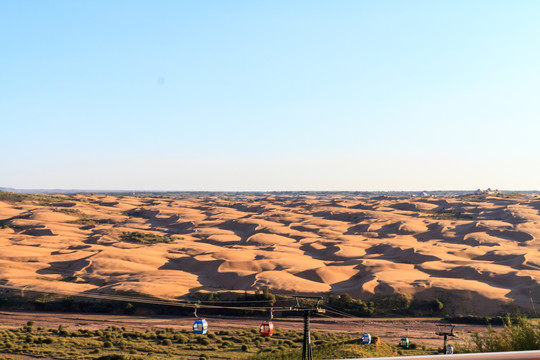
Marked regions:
[290,296,325,360]
[435,322,457,354]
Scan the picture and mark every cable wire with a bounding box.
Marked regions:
[0,284,293,312]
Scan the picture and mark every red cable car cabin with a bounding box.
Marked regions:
[259,321,274,336]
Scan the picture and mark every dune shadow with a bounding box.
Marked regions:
[345,223,371,235]
[486,230,534,243]
[215,220,260,242]
[365,244,441,264]
[36,254,94,277]
[159,257,256,290]
[192,234,240,247]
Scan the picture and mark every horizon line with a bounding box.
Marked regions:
[2,187,539,194]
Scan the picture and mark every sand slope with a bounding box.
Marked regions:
[1,193,539,315]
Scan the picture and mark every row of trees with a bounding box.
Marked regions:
[327,293,444,317]
[2,290,442,317]
[4,289,534,324]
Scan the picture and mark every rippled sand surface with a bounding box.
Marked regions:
[1,193,539,314]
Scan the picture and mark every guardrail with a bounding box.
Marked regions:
[339,350,540,360]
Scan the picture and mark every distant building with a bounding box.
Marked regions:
[475,188,500,195]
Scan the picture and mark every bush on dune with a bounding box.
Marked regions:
[120,231,175,244]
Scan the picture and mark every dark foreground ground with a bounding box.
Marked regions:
[0,311,494,349]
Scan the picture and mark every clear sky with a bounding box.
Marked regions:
[1,1,539,191]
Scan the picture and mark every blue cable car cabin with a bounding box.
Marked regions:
[259,321,274,336]
[193,319,208,334]
[361,333,371,344]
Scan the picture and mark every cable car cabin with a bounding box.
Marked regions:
[259,321,274,336]
[399,337,410,348]
[193,319,208,334]
[361,333,371,345]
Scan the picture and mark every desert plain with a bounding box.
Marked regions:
[1,192,539,316]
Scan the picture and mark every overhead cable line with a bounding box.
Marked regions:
[0,284,291,312]
[323,305,359,319]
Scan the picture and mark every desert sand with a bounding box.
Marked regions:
[1,193,539,315]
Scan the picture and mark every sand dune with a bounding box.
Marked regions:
[1,193,539,315]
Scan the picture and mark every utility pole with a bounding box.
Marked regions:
[291,296,325,360]
[528,288,538,318]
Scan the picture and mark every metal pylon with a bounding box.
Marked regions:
[290,296,325,360]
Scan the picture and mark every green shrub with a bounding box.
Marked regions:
[472,315,540,352]
[143,331,156,339]
[0,191,30,203]
[96,355,128,360]
[327,293,375,316]
[432,298,444,312]
[232,336,243,343]
[120,231,174,244]
[124,303,135,315]
[175,334,188,344]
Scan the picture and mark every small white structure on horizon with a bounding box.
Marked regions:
[475,188,500,195]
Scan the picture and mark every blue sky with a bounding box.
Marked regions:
[1,1,539,191]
